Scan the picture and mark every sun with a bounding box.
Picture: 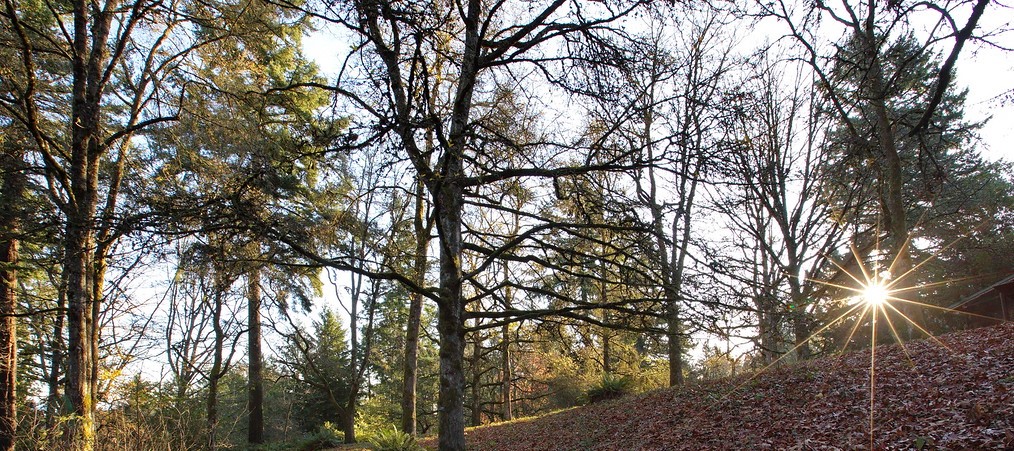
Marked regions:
[862,281,890,306]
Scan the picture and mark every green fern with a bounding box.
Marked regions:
[367,427,425,451]
[584,374,632,404]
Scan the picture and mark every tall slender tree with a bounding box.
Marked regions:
[0,131,27,451]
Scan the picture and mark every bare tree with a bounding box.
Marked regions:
[257,1,659,448]
[616,11,736,386]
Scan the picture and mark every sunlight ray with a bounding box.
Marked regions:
[807,279,862,293]
[840,303,872,354]
[887,296,1008,323]
[886,274,986,293]
[877,303,914,365]
[697,302,869,414]
[828,247,868,288]
[869,305,877,451]
[881,301,953,352]
[885,220,991,290]
[850,242,875,284]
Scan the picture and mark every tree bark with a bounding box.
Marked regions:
[46,284,66,428]
[433,122,468,450]
[62,0,115,447]
[500,325,512,421]
[469,337,483,427]
[0,146,25,451]
[247,266,264,445]
[63,218,96,450]
[435,286,466,451]
[401,176,428,435]
[0,239,16,451]
[432,1,478,448]
[89,253,107,417]
[206,267,227,450]
[500,223,516,421]
[431,156,468,449]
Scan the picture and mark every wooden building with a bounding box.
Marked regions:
[949,274,1014,328]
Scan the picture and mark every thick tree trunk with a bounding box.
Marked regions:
[434,157,467,451]
[0,229,18,451]
[789,278,812,360]
[434,0,477,447]
[247,267,264,445]
[0,147,25,451]
[436,296,466,451]
[666,299,683,386]
[63,0,114,448]
[0,182,20,449]
[401,177,428,435]
[63,219,96,450]
[341,397,357,443]
[89,255,105,415]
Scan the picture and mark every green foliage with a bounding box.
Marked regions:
[278,309,353,432]
[366,427,425,451]
[362,286,441,433]
[583,374,632,404]
[275,422,344,451]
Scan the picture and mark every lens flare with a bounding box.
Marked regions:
[862,282,889,306]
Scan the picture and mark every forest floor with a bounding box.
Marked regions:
[426,322,1014,450]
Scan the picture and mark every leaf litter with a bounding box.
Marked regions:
[450,323,1014,450]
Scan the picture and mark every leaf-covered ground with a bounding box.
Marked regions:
[445,323,1014,450]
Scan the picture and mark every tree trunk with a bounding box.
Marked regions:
[206,274,226,450]
[434,0,478,447]
[436,294,466,451]
[401,176,428,435]
[344,270,360,444]
[47,284,66,428]
[469,337,483,426]
[63,218,96,450]
[500,323,512,422]
[599,266,611,375]
[666,300,683,386]
[89,254,106,416]
[247,267,264,445]
[756,307,774,364]
[433,155,467,451]
[62,0,115,447]
[788,275,811,360]
[0,147,24,451]
[338,398,355,443]
[864,28,918,340]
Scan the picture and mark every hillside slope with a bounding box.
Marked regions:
[458,323,1014,450]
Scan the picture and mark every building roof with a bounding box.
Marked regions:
[949,273,1014,310]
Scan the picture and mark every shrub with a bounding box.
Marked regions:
[584,374,632,404]
[281,421,345,451]
[367,427,425,451]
